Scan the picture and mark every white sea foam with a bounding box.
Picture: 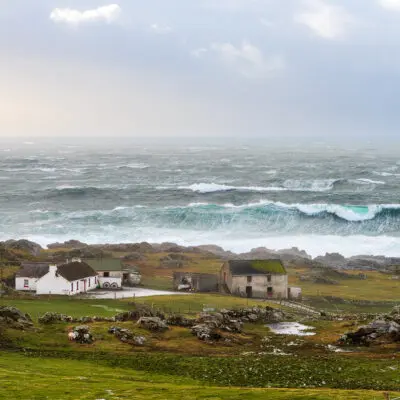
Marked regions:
[180,183,287,193]
[356,178,385,185]
[373,171,400,177]
[283,179,337,192]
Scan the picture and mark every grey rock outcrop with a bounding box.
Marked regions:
[136,317,169,332]
[0,306,33,330]
[3,239,42,256]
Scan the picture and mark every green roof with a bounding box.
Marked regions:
[85,258,122,272]
[228,259,286,275]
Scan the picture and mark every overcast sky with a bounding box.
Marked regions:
[1,0,400,137]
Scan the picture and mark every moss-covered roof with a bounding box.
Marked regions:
[227,259,286,275]
[85,258,122,272]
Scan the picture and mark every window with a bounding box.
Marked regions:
[71,282,73,292]
[247,276,252,283]
[24,279,29,288]
[267,275,272,283]
[76,281,79,291]
[267,287,273,297]
[103,272,110,277]
[95,276,97,284]
[88,278,91,287]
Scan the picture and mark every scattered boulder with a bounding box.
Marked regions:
[0,306,33,330]
[338,306,400,346]
[39,312,73,324]
[108,326,146,345]
[136,317,168,332]
[114,304,164,322]
[69,325,94,344]
[166,314,195,327]
[191,323,222,341]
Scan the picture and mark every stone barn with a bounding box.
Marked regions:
[173,272,218,292]
[220,259,294,299]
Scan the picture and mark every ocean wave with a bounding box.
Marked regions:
[180,183,288,193]
[356,178,385,185]
[28,200,400,226]
[373,171,400,177]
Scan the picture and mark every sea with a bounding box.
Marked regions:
[1,137,400,258]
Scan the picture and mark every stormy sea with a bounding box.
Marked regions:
[1,137,400,258]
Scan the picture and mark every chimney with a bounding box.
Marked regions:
[49,264,58,275]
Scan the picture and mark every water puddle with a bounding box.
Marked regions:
[267,322,316,336]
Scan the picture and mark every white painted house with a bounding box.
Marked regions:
[15,263,50,292]
[16,259,98,296]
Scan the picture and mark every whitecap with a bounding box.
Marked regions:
[356,178,385,185]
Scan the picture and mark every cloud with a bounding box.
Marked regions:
[150,23,173,34]
[50,4,121,26]
[209,41,285,78]
[190,48,208,58]
[294,0,353,40]
[379,0,400,11]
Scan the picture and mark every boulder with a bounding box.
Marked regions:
[70,325,93,344]
[136,317,168,332]
[166,314,195,327]
[0,306,33,330]
[114,304,164,322]
[39,312,74,324]
[338,306,400,346]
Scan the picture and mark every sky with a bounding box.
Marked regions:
[1,0,400,138]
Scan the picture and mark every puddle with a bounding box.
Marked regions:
[267,322,316,336]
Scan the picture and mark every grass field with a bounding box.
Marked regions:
[1,291,400,398]
[1,353,399,400]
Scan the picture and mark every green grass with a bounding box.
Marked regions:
[0,297,132,320]
[289,268,400,302]
[1,353,398,400]
[130,294,277,315]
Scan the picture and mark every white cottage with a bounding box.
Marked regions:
[35,261,98,296]
[15,263,50,292]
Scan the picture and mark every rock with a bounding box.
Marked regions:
[166,314,195,327]
[0,306,33,330]
[3,239,42,256]
[39,312,74,324]
[71,325,93,344]
[47,240,88,249]
[133,336,146,346]
[314,253,346,268]
[136,317,169,332]
[191,323,222,341]
[114,304,164,322]
[338,306,400,346]
[108,326,134,342]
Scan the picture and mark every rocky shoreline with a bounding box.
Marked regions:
[1,238,400,271]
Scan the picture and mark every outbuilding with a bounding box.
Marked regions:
[220,259,295,299]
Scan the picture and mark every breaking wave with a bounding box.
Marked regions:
[25,201,400,237]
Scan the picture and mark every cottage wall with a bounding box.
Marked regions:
[230,274,288,299]
[220,263,233,291]
[15,277,38,291]
[36,267,98,296]
[36,269,71,295]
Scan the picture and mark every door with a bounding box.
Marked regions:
[246,286,252,298]
[83,279,87,292]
